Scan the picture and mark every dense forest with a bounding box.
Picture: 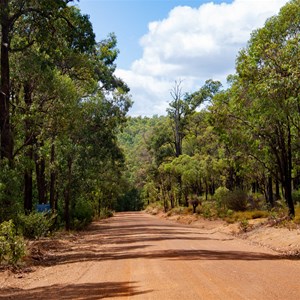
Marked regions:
[0,0,299,262]
[119,0,300,220]
[0,0,132,236]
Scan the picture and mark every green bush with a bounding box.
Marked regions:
[239,218,249,232]
[100,208,114,218]
[292,190,300,204]
[214,187,230,202]
[0,220,25,265]
[214,188,248,212]
[214,186,229,202]
[0,162,22,221]
[224,189,248,211]
[18,211,56,239]
[72,199,94,230]
[200,202,214,219]
[214,187,230,212]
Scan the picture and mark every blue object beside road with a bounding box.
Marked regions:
[36,203,51,213]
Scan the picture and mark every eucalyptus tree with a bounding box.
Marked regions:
[0,1,133,225]
[0,0,75,161]
[167,81,191,157]
[231,0,300,216]
[0,1,98,220]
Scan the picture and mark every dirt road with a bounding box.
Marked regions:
[1,212,300,299]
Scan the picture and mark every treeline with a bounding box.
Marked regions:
[119,0,300,218]
[0,1,132,229]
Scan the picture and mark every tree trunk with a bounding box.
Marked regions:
[24,166,33,213]
[267,176,274,208]
[285,126,294,217]
[49,141,56,210]
[209,181,215,196]
[170,192,174,209]
[64,157,72,230]
[177,174,182,205]
[0,1,13,161]
[275,179,280,200]
[276,124,295,217]
[184,191,189,207]
[35,146,47,204]
[23,83,33,213]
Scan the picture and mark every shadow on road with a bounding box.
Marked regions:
[32,246,287,266]
[0,281,152,299]
[27,212,295,269]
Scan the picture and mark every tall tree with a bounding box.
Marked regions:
[167,80,190,157]
[0,0,75,161]
[232,0,300,216]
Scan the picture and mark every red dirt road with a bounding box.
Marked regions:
[1,212,300,299]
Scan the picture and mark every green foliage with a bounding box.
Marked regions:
[214,186,230,211]
[214,187,248,212]
[232,0,300,216]
[292,190,300,204]
[17,212,56,239]
[1,0,299,233]
[116,188,144,212]
[72,199,94,230]
[99,208,114,219]
[0,220,25,265]
[214,187,248,213]
[239,219,249,232]
[199,201,215,219]
[226,210,269,223]
[0,161,22,221]
[223,190,248,212]
[0,0,132,231]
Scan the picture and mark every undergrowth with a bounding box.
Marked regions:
[0,220,26,266]
[145,199,300,231]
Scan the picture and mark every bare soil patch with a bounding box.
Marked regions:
[1,212,300,299]
[155,211,300,256]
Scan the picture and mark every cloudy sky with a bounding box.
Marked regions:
[77,0,289,117]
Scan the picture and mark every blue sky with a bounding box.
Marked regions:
[76,0,289,116]
[76,0,232,69]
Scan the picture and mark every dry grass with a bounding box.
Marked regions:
[224,210,269,224]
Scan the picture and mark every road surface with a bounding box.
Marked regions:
[1,212,300,299]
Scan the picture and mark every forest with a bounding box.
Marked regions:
[0,0,132,238]
[118,0,300,220]
[0,0,300,264]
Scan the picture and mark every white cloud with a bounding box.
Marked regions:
[117,0,289,116]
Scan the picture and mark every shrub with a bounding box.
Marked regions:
[200,202,214,219]
[292,190,300,204]
[214,187,230,211]
[99,208,114,219]
[224,189,248,211]
[239,219,249,232]
[224,210,270,223]
[214,187,248,212]
[72,199,94,230]
[18,211,56,239]
[0,220,25,265]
